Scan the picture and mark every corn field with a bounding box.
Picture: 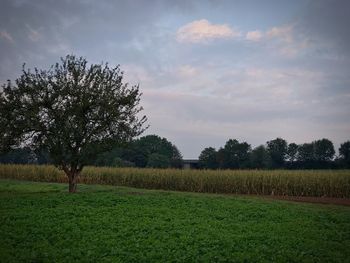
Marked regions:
[0,164,349,197]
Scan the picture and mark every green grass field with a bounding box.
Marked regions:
[0,179,349,262]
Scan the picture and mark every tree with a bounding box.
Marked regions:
[198,147,218,169]
[219,139,251,169]
[339,141,350,168]
[94,147,128,167]
[216,148,226,169]
[297,143,315,168]
[250,145,270,169]
[147,153,170,168]
[266,138,288,168]
[129,135,182,168]
[0,55,147,192]
[313,138,335,162]
[0,147,35,164]
[286,143,298,162]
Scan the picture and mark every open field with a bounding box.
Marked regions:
[0,179,349,262]
[0,165,350,197]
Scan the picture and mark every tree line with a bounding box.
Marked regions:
[199,138,350,169]
[0,135,183,169]
[2,136,350,170]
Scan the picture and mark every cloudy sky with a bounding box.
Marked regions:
[1,0,350,158]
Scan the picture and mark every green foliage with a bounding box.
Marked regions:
[112,157,135,168]
[339,141,350,168]
[297,143,315,162]
[0,147,34,164]
[313,138,335,162]
[94,148,130,167]
[266,138,288,168]
[296,139,335,168]
[287,143,298,162]
[250,145,270,169]
[0,55,147,191]
[198,147,218,169]
[1,180,350,262]
[199,138,347,170]
[93,135,183,168]
[146,153,170,168]
[216,139,251,169]
[1,165,350,197]
[129,135,182,168]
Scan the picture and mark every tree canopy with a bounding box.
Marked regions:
[0,55,147,192]
[93,134,183,169]
[339,141,350,168]
[266,138,288,168]
[198,137,341,170]
[198,147,218,169]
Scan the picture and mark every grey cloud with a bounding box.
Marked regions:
[298,0,350,56]
[0,0,193,82]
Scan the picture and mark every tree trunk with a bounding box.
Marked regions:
[68,172,79,193]
[68,174,77,193]
[62,165,82,193]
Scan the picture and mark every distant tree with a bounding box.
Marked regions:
[313,138,335,163]
[220,139,251,169]
[295,139,335,169]
[147,153,170,168]
[266,138,288,168]
[129,135,182,168]
[112,157,135,167]
[339,141,350,168]
[0,147,35,164]
[0,55,147,192]
[216,148,226,169]
[198,147,218,169]
[35,149,52,164]
[286,143,298,162]
[250,145,270,169]
[94,147,126,167]
[297,143,315,168]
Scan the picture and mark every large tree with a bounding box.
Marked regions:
[0,55,147,192]
[313,138,335,163]
[219,139,251,169]
[296,143,315,168]
[250,145,270,169]
[339,141,350,168]
[119,135,183,168]
[266,138,288,168]
[198,147,218,169]
[286,143,298,162]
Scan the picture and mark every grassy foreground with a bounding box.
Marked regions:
[0,164,350,197]
[0,180,349,262]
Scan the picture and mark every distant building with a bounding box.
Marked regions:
[182,159,199,169]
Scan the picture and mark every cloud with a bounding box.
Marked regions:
[26,24,41,42]
[246,30,263,41]
[246,24,309,57]
[176,19,240,43]
[176,20,308,56]
[0,30,14,43]
[297,0,350,56]
[177,65,198,77]
[266,25,294,43]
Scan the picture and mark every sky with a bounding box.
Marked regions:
[1,0,350,158]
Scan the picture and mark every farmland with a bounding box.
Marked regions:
[1,179,350,262]
[0,164,349,197]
